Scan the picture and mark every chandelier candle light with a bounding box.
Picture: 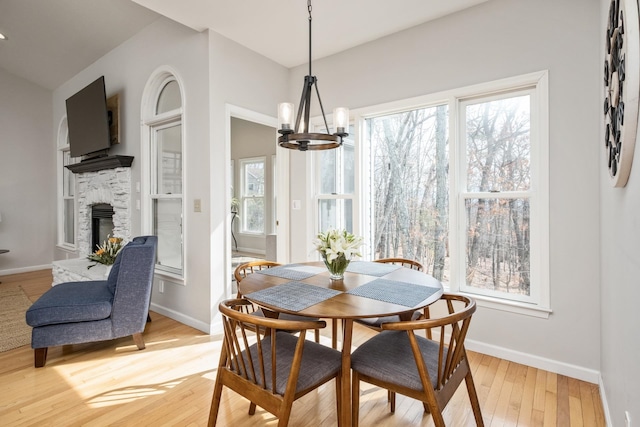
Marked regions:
[277,0,349,151]
[313,229,363,280]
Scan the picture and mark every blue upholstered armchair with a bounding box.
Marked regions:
[26,236,158,367]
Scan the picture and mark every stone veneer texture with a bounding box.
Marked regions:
[76,167,131,256]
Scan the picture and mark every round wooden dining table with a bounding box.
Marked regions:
[238,260,444,426]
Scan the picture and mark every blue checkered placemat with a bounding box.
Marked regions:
[346,261,401,277]
[244,281,342,312]
[347,278,439,307]
[255,264,325,281]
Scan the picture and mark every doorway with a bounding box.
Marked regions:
[226,105,288,297]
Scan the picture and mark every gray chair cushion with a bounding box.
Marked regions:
[351,330,443,391]
[239,331,341,395]
[26,281,113,327]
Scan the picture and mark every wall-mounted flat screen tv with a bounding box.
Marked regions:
[66,76,111,158]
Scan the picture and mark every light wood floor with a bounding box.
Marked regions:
[0,270,606,426]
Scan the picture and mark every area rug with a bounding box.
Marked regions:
[0,286,33,352]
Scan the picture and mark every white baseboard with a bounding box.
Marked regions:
[599,374,613,427]
[149,302,210,334]
[234,246,266,256]
[0,264,52,276]
[465,338,601,384]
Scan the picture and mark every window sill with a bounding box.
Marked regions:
[238,231,266,237]
[56,244,77,253]
[154,269,185,286]
[444,287,552,319]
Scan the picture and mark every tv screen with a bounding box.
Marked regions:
[66,76,111,158]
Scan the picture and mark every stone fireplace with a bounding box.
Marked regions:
[76,167,132,256]
[52,157,134,285]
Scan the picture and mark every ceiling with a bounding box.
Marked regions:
[0,0,487,91]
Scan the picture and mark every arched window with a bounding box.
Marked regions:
[142,70,184,277]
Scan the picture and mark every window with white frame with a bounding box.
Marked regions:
[145,77,184,276]
[57,121,79,248]
[240,157,265,234]
[458,91,535,302]
[315,128,355,233]
[271,155,277,233]
[313,72,549,311]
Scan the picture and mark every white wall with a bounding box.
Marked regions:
[287,0,602,381]
[207,31,289,329]
[599,0,640,423]
[0,68,54,272]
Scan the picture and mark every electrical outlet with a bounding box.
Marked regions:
[626,411,631,427]
[158,280,164,294]
[194,198,202,212]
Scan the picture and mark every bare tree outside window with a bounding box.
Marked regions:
[464,95,531,295]
[367,104,449,282]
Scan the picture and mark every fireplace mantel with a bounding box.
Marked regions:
[66,155,134,174]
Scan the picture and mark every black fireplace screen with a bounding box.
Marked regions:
[91,203,115,251]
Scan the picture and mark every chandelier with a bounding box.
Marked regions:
[277,0,349,151]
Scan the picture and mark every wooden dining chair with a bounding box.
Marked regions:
[234,260,282,283]
[355,258,429,334]
[374,257,424,271]
[234,260,321,343]
[208,299,342,427]
[351,293,483,427]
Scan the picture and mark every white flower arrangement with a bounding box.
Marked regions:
[313,228,363,265]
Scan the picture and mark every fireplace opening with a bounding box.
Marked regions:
[91,203,115,252]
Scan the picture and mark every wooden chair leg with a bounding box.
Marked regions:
[34,347,48,368]
[331,319,338,349]
[314,328,320,343]
[248,402,257,415]
[335,375,342,427]
[207,379,224,427]
[352,372,360,427]
[132,332,145,350]
[465,371,484,426]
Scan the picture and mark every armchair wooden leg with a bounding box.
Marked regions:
[34,347,48,368]
[132,332,145,350]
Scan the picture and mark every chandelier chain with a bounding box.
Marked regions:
[276,0,347,151]
[308,0,312,76]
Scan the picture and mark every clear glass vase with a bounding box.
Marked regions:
[321,252,350,280]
